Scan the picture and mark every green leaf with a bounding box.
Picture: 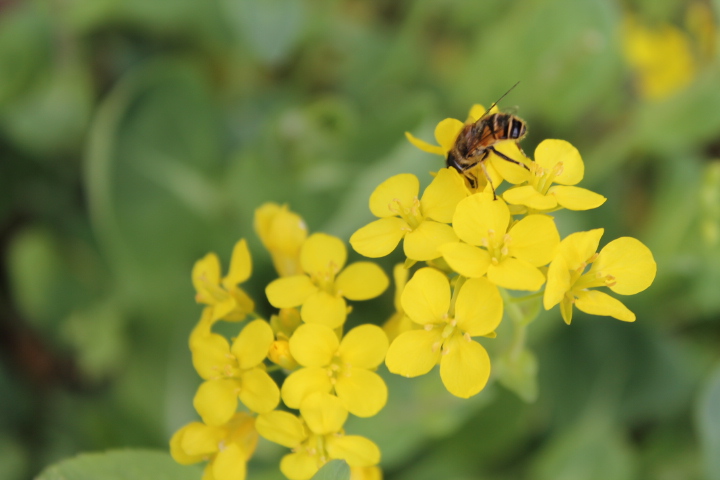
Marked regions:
[310,460,350,480]
[35,450,201,480]
[697,363,720,480]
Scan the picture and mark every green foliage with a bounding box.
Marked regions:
[1,0,720,479]
[310,460,350,480]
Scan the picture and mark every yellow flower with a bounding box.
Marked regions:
[623,15,696,100]
[191,319,280,425]
[385,268,503,398]
[502,140,606,212]
[192,239,254,322]
[382,264,414,342]
[282,323,389,417]
[256,392,381,480]
[349,168,466,261]
[255,203,308,277]
[440,194,560,291]
[266,233,388,328]
[404,104,529,191]
[170,413,258,480]
[544,229,657,324]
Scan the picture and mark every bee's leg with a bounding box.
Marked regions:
[478,160,497,199]
[488,146,529,170]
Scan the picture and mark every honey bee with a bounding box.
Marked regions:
[447,83,528,195]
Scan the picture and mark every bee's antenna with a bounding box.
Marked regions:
[481,81,520,117]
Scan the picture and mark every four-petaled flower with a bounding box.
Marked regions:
[440,194,560,291]
[256,392,381,480]
[266,233,388,328]
[350,168,466,261]
[191,319,280,425]
[170,412,258,480]
[282,323,389,417]
[385,267,503,398]
[502,139,606,212]
[544,228,657,324]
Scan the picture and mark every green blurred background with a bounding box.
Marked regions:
[2,0,720,479]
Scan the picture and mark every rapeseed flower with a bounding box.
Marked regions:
[255,203,308,277]
[170,412,258,480]
[544,229,657,324]
[440,193,560,291]
[385,267,503,398]
[266,233,388,328]
[256,392,381,480]
[192,319,280,425]
[502,139,606,212]
[282,323,388,417]
[192,239,254,322]
[349,168,466,261]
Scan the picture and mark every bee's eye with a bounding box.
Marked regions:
[510,120,524,138]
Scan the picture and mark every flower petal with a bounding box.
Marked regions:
[338,324,388,368]
[544,253,571,310]
[369,173,420,218]
[385,329,442,377]
[266,275,317,308]
[300,233,347,275]
[401,267,450,325]
[326,435,381,467]
[350,217,408,258]
[212,443,247,480]
[280,452,318,480]
[256,411,306,448]
[223,239,252,288]
[420,168,468,223]
[438,242,491,278]
[574,290,636,322]
[487,258,545,291]
[534,139,584,185]
[550,186,607,210]
[191,333,233,380]
[336,262,389,301]
[193,253,221,295]
[503,185,558,210]
[239,368,280,413]
[194,379,240,426]
[405,131,445,156]
[467,104,487,122]
[453,194,510,246]
[336,369,387,417]
[591,237,657,295]
[557,229,605,270]
[489,142,531,184]
[289,323,338,367]
[301,291,347,328]
[281,367,333,409]
[171,422,218,464]
[403,221,458,261]
[439,335,491,398]
[434,118,465,153]
[454,277,503,336]
[507,214,560,267]
[231,320,274,369]
[300,391,348,435]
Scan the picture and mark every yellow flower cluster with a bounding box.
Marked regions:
[350,104,657,398]
[170,102,658,480]
[171,204,387,480]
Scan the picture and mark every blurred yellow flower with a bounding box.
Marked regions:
[385,268,503,398]
[544,229,657,324]
[440,194,560,291]
[350,169,466,261]
[256,392,381,480]
[282,323,389,417]
[623,15,696,100]
[192,239,255,322]
[255,203,308,277]
[266,233,388,328]
[503,139,606,212]
[170,413,258,480]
